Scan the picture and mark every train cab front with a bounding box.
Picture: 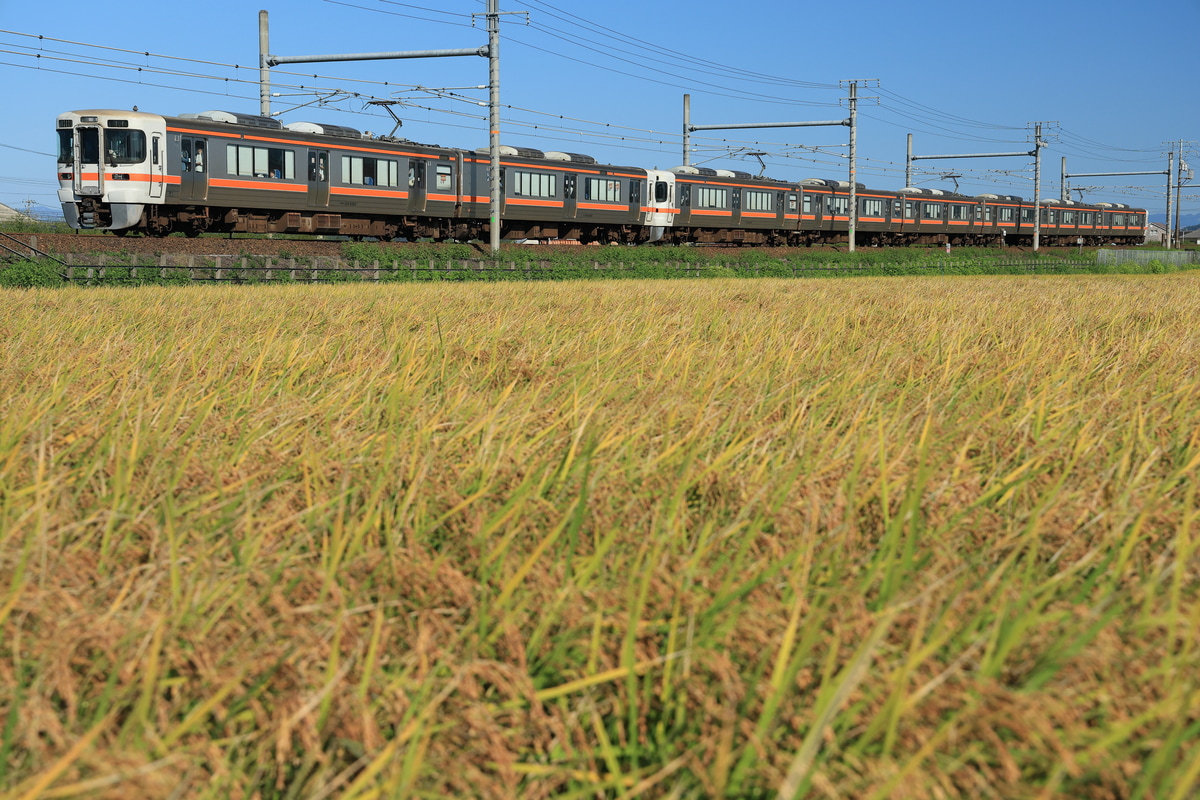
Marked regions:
[56,110,168,233]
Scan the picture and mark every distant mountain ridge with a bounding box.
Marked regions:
[1150,212,1200,229]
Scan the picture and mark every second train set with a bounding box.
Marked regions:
[56,108,1148,246]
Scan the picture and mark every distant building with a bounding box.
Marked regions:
[1182,228,1200,247]
[1145,221,1169,245]
[0,202,33,223]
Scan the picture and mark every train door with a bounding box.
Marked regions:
[76,124,102,198]
[179,136,209,202]
[564,174,578,219]
[408,159,427,213]
[643,170,676,242]
[307,149,329,208]
[149,133,165,199]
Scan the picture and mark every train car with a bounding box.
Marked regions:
[56,107,1146,248]
[665,167,799,245]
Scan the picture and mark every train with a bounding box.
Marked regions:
[55,108,1147,246]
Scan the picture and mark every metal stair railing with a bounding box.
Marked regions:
[0,232,70,279]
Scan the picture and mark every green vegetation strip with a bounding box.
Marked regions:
[2,240,1193,287]
[2,275,1200,797]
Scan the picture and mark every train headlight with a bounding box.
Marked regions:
[59,172,72,180]
[111,174,130,181]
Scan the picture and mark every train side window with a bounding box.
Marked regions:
[193,142,205,173]
[745,190,773,212]
[512,170,556,197]
[985,206,994,222]
[905,200,915,219]
[655,181,669,203]
[585,178,622,202]
[696,187,727,209]
[787,193,797,213]
[679,184,691,207]
[564,174,576,199]
[181,140,192,173]
[893,200,901,217]
[436,164,452,190]
[802,195,813,214]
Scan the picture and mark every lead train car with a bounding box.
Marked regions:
[56,109,1146,246]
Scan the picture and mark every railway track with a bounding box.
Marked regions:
[1,230,1077,265]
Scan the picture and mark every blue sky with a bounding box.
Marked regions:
[2,0,1197,221]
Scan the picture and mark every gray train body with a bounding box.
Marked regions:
[56,109,1147,246]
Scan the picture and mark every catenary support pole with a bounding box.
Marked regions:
[1033,123,1043,252]
[259,11,270,117]
[848,81,857,252]
[1165,149,1174,249]
[906,133,912,187]
[488,0,501,255]
[683,94,691,166]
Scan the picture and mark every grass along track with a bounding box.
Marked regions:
[2,275,1199,797]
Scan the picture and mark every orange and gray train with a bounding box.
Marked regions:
[56,109,1147,246]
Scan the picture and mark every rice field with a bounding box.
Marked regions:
[2,274,1199,798]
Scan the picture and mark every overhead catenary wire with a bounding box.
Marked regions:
[0,13,1187,213]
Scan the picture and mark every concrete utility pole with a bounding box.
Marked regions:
[839,80,877,253]
[847,81,858,252]
[1166,148,1175,249]
[683,94,691,166]
[906,133,912,187]
[1175,142,1193,246]
[259,11,271,117]
[1033,123,1043,252]
[486,0,501,255]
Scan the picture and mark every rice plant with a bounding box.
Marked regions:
[1,274,1198,797]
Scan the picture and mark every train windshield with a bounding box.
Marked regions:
[57,130,73,163]
[103,129,146,164]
